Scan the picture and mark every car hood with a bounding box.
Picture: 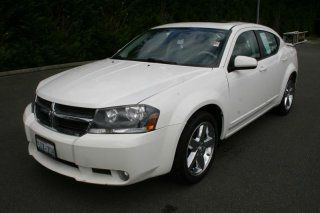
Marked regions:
[37,59,210,108]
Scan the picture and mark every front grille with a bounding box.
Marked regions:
[34,97,96,136]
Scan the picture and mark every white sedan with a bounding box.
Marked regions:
[23,22,298,185]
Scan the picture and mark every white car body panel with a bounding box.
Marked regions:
[24,104,184,185]
[37,59,208,108]
[23,22,298,185]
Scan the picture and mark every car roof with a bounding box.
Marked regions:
[153,22,261,30]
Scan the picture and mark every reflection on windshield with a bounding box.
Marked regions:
[112,28,229,67]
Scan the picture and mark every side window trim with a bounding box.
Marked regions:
[255,30,280,60]
[253,31,263,61]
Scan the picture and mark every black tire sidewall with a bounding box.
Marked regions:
[172,111,219,183]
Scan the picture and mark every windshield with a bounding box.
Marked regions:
[112,28,229,67]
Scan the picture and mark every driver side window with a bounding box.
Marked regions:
[230,31,260,68]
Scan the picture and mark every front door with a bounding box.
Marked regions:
[226,30,267,130]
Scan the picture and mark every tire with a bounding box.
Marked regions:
[171,111,219,184]
[274,77,296,115]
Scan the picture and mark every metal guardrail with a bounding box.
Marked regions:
[283,31,308,45]
[0,60,94,77]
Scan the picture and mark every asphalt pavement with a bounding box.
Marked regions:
[0,43,319,212]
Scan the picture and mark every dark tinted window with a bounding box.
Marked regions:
[257,31,279,56]
[232,31,260,59]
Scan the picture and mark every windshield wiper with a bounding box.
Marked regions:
[111,56,177,65]
[111,55,125,60]
[140,58,177,65]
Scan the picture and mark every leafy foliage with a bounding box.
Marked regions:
[1,0,319,71]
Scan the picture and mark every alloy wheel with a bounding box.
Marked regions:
[284,81,295,110]
[186,122,216,176]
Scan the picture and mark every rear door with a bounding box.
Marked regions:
[255,30,283,101]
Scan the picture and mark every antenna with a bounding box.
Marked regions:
[256,0,260,24]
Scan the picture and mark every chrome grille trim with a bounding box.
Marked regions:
[34,96,96,136]
[53,112,93,123]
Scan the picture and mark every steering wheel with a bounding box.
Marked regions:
[197,51,217,59]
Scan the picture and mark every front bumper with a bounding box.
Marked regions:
[23,104,183,185]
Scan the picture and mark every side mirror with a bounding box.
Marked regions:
[230,56,258,71]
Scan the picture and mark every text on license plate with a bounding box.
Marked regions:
[35,136,56,158]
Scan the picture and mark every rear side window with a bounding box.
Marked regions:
[257,31,279,57]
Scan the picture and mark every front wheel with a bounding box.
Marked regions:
[274,77,296,115]
[171,112,219,184]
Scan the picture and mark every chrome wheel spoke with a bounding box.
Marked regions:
[187,151,198,168]
[289,95,293,105]
[198,124,207,141]
[196,154,205,169]
[188,138,199,151]
[284,82,294,110]
[285,96,289,107]
[204,136,214,148]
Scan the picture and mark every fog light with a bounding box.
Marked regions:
[118,171,129,181]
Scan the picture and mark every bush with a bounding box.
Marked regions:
[1,0,319,71]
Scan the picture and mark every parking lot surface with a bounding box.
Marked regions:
[0,43,319,212]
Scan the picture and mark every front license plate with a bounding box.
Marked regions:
[35,136,57,158]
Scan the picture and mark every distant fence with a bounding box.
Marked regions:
[0,61,94,77]
[283,31,308,45]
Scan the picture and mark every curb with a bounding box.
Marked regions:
[0,61,94,77]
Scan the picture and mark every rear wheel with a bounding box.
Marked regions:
[274,77,296,115]
[172,111,219,184]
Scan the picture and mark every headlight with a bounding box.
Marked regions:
[88,105,160,134]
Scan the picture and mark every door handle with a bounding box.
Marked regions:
[281,56,288,62]
[259,66,267,72]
